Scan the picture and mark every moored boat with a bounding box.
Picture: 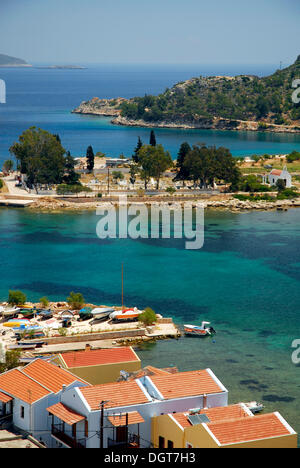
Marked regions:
[3,319,31,328]
[91,307,115,320]
[184,322,216,337]
[110,307,143,322]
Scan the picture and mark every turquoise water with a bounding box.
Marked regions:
[0,207,299,437]
[1,64,300,164]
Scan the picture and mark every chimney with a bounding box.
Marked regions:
[85,344,91,351]
[62,384,66,393]
[203,394,207,409]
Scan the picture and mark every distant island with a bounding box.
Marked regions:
[0,53,32,67]
[73,55,300,133]
[35,65,87,69]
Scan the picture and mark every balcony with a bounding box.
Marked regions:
[108,434,140,449]
[52,423,86,449]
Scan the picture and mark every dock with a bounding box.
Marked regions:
[0,199,34,207]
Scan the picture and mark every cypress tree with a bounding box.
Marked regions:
[132,137,143,163]
[175,142,191,184]
[86,145,95,172]
[149,130,156,147]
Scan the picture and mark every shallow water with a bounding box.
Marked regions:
[0,207,299,437]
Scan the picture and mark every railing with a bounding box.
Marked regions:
[51,424,86,449]
[107,434,140,448]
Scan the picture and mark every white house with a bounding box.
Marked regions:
[0,359,90,447]
[46,368,228,449]
[263,166,292,188]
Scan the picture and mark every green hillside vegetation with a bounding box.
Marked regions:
[0,53,29,66]
[120,56,300,126]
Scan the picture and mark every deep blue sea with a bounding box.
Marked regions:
[1,63,300,165]
[0,64,300,440]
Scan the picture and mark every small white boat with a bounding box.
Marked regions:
[184,322,216,337]
[91,307,115,320]
[0,306,21,317]
[110,307,143,322]
[244,401,264,414]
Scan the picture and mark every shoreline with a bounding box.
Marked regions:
[72,99,300,134]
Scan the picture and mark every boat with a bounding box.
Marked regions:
[110,307,143,322]
[91,307,115,320]
[184,322,216,337]
[18,340,45,347]
[0,306,21,317]
[3,319,31,328]
[13,325,44,334]
[79,307,93,321]
[38,309,53,320]
[8,344,37,350]
[244,401,264,414]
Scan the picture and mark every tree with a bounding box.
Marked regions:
[149,130,157,147]
[86,145,95,172]
[8,290,27,305]
[175,142,191,185]
[112,171,124,182]
[63,151,80,185]
[276,179,286,192]
[40,297,49,308]
[67,292,85,310]
[0,350,21,373]
[138,144,173,189]
[138,307,157,326]
[2,159,14,174]
[132,137,143,163]
[9,127,66,192]
[129,163,139,186]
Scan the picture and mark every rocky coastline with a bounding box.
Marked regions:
[72,98,300,134]
[27,195,300,213]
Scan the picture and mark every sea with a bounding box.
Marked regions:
[0,64,300,440]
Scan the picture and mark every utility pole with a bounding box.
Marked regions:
[107,167,110,196]
[99,400,108,448]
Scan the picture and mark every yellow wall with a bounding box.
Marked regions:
[60,360,141,385]
[152,415,297,449]
[152,415,184,448]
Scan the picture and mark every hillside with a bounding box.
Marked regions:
[73,56,300,133]
[0,53,31,67]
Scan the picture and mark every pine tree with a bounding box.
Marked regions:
[149,130,156,147]
[132,137,143,163]
[175,142,191,185]
[86,145,95,172]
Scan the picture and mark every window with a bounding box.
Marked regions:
[168,440,174,448]
[20,406,25,419]
[159,436,165,449]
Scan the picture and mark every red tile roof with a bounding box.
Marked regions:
[60,347,139,369]
[172,404,250,429]
[208,413,293,445]
[47,402,85,426]
[23,359,88,393]
[0,391,13,403]
[0,369,50,404]
[149,370,224,400]
[79,381,150,411]
[270,169,283,176]
[108,411,144,427]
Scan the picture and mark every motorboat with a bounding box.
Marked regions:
[0,306,21,317]
[184,322,216,337]
[110,307,143,322]
[244,401,264,414]
[3,319,31,328]
[91,307,115,320]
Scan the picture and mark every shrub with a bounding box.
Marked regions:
[138,307,157,326]
[58,328,67,336]
[40,296,49,308]
[166,187,176,194]
[8,290,27,306]
[67,291,85,310]
[0,179,3,190]
[97,193,102,198]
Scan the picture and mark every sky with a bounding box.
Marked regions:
[0,0,299,66]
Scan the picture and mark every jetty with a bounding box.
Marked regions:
[0,199,34,207]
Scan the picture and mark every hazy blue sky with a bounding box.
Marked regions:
[0,0,299,65]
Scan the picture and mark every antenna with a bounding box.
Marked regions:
[122,263,124,311]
